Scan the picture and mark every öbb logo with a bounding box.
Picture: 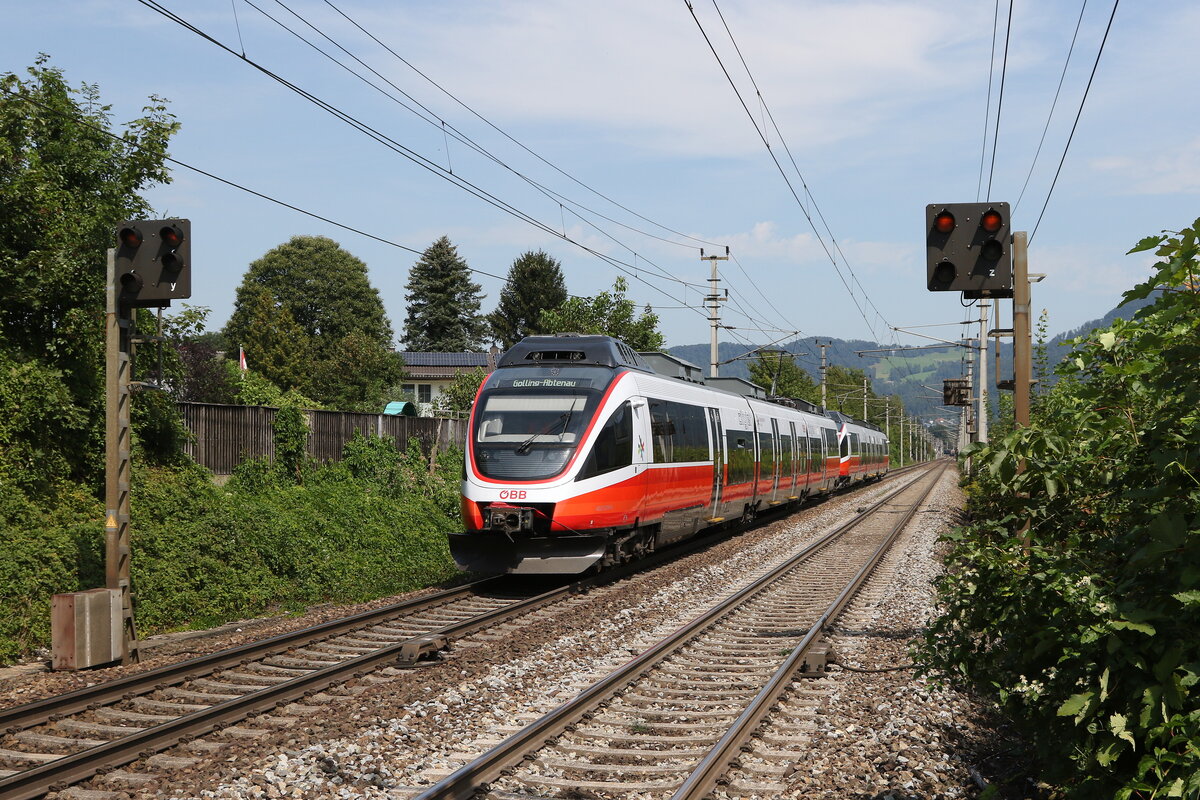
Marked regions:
[499,490,528,500]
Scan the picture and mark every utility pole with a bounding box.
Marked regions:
[1013,232,1032,427]
[862,376,868,419]
[818,342,828,408]
[701,248,729,378]
[105,248,138,665]
[966,339,976,441]
[978,300,990,443]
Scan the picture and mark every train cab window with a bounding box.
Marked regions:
[577,401,633,480]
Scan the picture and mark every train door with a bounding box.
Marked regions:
[707,407,724,521]
[790,421,803,496]
[770,419,781,502]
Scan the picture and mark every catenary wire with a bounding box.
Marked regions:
[985,0,1014,202]
[210,0,796,351]
[320,0,728,251]
[1029,0,1120,243]
[1013,0,1088,216]
[976,0,1000,202]
[136,0,722,324]
[702,0,892,343]
[248,0,710,291]
[682,0,880,344]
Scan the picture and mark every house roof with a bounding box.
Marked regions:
[400,348,502,378]
[401,352,492,367]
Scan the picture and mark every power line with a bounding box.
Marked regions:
[151,0,814,348]
[1013,1,1088,216]
[320,0,729,252]
[976,0,1000,202]
[1030,0,1120,243]
[136,0,722,324]
[985,0,1014,202]
[249,0,718,272]
[687,0,890,346]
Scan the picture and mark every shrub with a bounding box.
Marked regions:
[919,220,1200,798]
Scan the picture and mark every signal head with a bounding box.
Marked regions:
[160,224,185,248]
[933,210,956,234]
[118,226,143,248]
[980,208,1003,233]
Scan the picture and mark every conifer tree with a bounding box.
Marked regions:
[232,287,312,392]
[488,250,568,348]
[402,236,487,351]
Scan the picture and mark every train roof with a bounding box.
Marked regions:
[497,334,654,373]
[825,409,884,434]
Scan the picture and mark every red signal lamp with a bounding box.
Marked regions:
[933,211,956,234]
[118,227,143,248]
[980,208,1003,233]
[160,224,185,248]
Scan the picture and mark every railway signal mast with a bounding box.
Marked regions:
[925,202,1033,431]
[56,220,193,670]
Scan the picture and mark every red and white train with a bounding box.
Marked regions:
[450,335,888,575]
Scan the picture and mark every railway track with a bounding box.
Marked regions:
[0,575,586,800]
[413,463,946,799]
[0,465,930,800]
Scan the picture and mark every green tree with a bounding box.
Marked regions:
[436,367,488,415]
[0,58,177,494]
[748,352,818,401]
[229,287,312,392]
[402,236,487,351]
[540,276,665,351]
[488,250,568,348]
[308,330,405,412]
[224,235,393,367]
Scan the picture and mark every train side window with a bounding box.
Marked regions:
[759,431,774,476]
[725,430,755,484]
[577,401,633,480]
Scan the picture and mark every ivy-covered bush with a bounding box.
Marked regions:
[0,430,464,663]
[919,220,1200,797]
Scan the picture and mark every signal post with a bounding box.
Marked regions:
[56,220,191,669]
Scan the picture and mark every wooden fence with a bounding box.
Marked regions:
[178,402,468,475]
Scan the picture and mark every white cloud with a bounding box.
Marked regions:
[1090,137,1200,195]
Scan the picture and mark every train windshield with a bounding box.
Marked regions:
[472,366,617,481]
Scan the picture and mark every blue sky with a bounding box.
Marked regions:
[4,1,1197,355]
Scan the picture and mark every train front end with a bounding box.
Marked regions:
[450,335,647,575]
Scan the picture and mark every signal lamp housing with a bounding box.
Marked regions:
[924,202,1012,297]
[112,219,192,307]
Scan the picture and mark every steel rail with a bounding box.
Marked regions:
[412,464,939,800]
[0,576,502,734]
[0,574,602,800]
[671,463,948,799]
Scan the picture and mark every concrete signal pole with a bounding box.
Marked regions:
[819,342,828,408]
[701,248,729,378]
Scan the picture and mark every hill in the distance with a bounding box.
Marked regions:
[666,291,1158,421]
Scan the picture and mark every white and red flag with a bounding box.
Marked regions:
[238,347,248,372]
